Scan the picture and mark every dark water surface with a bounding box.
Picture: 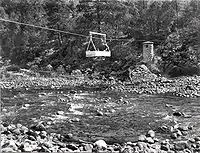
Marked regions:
[1,88,200,143]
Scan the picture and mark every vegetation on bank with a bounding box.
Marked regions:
[0,0,200,77]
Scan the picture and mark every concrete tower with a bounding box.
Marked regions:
[143,41,154,64]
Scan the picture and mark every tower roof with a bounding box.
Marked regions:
[143,41,154,44]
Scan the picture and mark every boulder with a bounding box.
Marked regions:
[146,137,154,144]
[46,64,53,71]
[138,135,146,142]
[66,144,78,151]
[121,145,134,153]
[160,144,170,151]
[137,141,148,151]
[12,128,21,135]
[147,130,156,138]
[1,147,15,152]
[83,144,93,152]
[194,136,200,142]
[56,111,65,115]
[178,125,189,131]
[129,64,158,83]
[94,140,107,150]
[57,65,66,74]
[71,69,82,76]
[174,141,187,151]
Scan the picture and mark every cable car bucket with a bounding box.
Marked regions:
[86,31,111,58]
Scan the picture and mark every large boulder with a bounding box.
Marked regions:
[129,64,157,83]
[46,64,53,71]
[71,69,83,76]
[57,65,66,74]
[93,140,107,150]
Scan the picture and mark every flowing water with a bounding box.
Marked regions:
[1,88,200,144]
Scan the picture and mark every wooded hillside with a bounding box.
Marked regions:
[0,0,200,77]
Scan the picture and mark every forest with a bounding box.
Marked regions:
[1,1,200,152]
[0,0,200,77]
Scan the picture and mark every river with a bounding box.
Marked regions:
[1,88,200,144]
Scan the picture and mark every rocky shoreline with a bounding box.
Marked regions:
[1,72,200,98]
[110,75,200,98]
[1,121,200,153]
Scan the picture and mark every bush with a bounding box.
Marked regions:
[6,65,20,72]
[169,65,200,77]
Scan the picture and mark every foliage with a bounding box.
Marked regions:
[0,0,200,77]
[6,65,20,72]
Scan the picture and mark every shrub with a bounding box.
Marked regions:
[169,65,200,77]
[6,65,20,72]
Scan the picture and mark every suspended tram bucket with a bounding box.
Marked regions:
[86,31,111,58]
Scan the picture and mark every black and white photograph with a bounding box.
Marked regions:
[0,0,200,152]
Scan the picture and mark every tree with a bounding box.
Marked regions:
[1,0,48,66]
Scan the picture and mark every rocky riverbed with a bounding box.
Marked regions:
[1,67,200,152]
[1,121,200,153]
[1,65,200,98]
[1,88,200,153]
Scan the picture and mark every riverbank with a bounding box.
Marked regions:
[1,69,200,98]
[111,75,200,98]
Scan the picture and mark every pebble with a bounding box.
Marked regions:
[1,124,7,132]
[126,141,133,146]
[194,136,200,142]
[188,138,195,143]
[66,143,78,151]
[28,135,37,141]
[121,145,134,153]
[23,142,34,152]
[41,145,51,152]
[137,141,147,150]
[7,124,16,132]
[173,111,184,116]
[12,128,21,135]
[20,126,29,133]
[96,110,104,116]
[181,131,189,136]
[176,130,183,137]
[56,111,64,115]
[40,131,47,138]
[178,126,189,131]
[16,123,22,128]
[2,147,15,152]
[43,141,53,148]
[151,144,160,150]
[160,144,170,151]
[107,146,115,152]
[70,118,80,122]
[153,138,159,142]
[148,147,157,153]
[174,141,187,151]
[171,133,178,139]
